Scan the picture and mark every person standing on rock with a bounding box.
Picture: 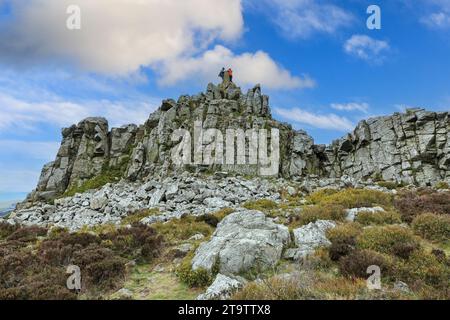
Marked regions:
[219,67,225,81]
[228,68,233,82]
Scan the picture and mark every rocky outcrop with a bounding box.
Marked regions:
[25,83,449,203]
[322,109,450,186]
[191,210,291,275]
[284,220,336,261]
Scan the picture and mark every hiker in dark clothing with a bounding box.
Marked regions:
[219,67,225,80]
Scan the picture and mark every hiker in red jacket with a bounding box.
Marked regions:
[228,68,233,82]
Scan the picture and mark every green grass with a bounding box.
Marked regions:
[307,188,393,209]
[122,209,160,225]
[63,157,130,197]
[112,264,202,300]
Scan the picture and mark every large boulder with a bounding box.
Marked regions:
[191,210,290,275]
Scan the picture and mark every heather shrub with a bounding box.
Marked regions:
[394,250,449,291]
[290,204,347,227]
[196,214,220,228]
[376,181,401,190]
[243,199,278,212]
[394,190,450,223]
[307,188,393,209]
[0,222,19,239]
[431,249,447,264]
[176,254,214,288]
[355,210,402,226]
[101,223,164,262]
[338,249,392,279]
[327,223,363,243]
[232,273,374,300]
[357,225,420,258]
[412,213,450,242]
[121,208,159,225]
[153,216,213,243]
[6,226,47,242]
[435,181,449,190]
[326,223,363,261]
[232,276,312,300]
[212,208,235,221]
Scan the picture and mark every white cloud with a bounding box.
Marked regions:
[247,0,354,39]
[0,92,159,132]
[159,45,315,90]
[0,0,310,90]
[331,102,369,113]
[344,35,390,62]
[422,12,450,28]
[0,0,244,75]
[419,0,450,29]
[274,107,354,132]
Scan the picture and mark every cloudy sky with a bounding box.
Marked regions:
[0,0,449,201]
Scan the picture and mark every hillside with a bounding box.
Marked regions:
[1,82,449,301]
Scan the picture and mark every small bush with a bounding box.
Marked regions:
[153,216,213,244]
[357,225,420,258]
[338,249,392,279]
[394,250,449,290]
[85,256,127,289]
[327,223,363,243]
[431,249,447,264]
[0,222,18,239]
[196,214,220,228]
[232,273,372,300]
[329,240,355,262]
[6,226,48,242]
[176,255,213,288]
[291,204,347,227]
[435,181,449,190]
[100,223,164,262]
[394,190,450,223]
[412,213,450,242]
[355,210,402,226]
[326,223,363,261]
[308,188,393,209]
[232,276,311,300]
[377,181,401,190]
[212,208,235,221]
[243,199,278,212]
[122,208,159,225]
[307,188,339,204]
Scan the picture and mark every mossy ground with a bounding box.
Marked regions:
[110,263,202,300]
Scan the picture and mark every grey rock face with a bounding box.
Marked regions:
[321,109,450,186]
[191,210,291,275]
[26,84,449,205]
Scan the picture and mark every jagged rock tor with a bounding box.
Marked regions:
[27,82,448,205]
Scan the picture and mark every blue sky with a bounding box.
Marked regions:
[0,0,449,201]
